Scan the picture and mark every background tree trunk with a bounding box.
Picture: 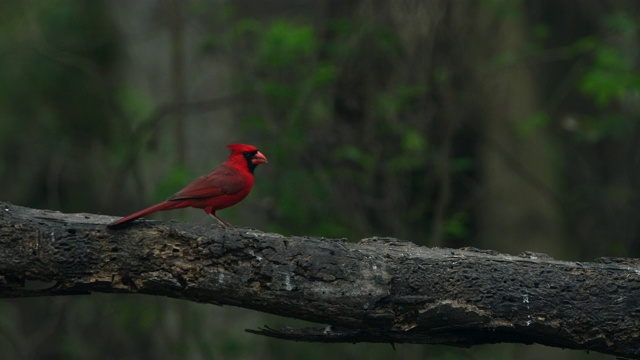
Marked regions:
[472,1,562,257]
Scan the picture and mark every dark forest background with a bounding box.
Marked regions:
[1,0,638,359]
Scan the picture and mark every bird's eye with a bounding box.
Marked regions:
[242,151,250,156]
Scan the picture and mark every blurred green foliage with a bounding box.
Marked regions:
[257,21,316,69]
[581,46,640,106]
[0,1,637,359]
[575,13,640,142]
[221,16,459,241]
[0,0,122,211]
[225,18,354,237]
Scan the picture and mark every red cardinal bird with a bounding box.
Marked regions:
[107,144,267,228]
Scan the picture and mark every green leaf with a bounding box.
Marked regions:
[402,130,426,152]
[261,81,297,102]
[533,23,550,40]
[232,18,261,37]
[517,112,549,136]
[116,85,153,123]
[493,50,518,67]
[308,64,337,87]
[445,212,469,239]
[604,12,637,36]
[257,21,315,68]
[452,157,473,172]
[572,36,596,53]
[579,47,639,106]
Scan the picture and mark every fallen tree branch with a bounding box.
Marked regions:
[0,202,638,358]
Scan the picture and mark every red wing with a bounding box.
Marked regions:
[167,166,245,201]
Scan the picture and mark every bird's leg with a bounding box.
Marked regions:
[208,211,234,228]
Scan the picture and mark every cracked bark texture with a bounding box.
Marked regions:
[0,202,639,359]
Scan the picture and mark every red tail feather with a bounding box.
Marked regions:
[107,201,180,228]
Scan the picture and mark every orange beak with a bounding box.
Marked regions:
[251,151,268,165]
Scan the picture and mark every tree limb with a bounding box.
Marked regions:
[0,202,638,358]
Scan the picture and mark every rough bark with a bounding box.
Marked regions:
[0,202,638,358]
